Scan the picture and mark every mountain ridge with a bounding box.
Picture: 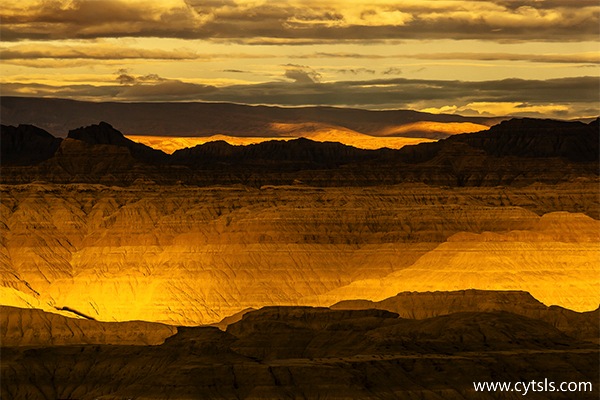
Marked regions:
[1,117,598,187]
[0,96,503,138]
[67,121,169,164]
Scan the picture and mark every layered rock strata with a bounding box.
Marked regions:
[1,183,598,324]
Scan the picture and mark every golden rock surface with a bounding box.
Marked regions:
[316,212,600,311]
[1,182,598,324]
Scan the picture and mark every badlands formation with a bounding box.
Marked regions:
[2,302,599,399]
[1,113,599,399]
[1,116,599,325]
[1,182,598,325]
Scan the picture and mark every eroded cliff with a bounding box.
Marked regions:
[1,183,598,324]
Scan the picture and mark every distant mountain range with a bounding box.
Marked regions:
[0,96,501,139]
[1,117,598,186]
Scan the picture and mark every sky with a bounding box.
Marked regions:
[1,0,599,119]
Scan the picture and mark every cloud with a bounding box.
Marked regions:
[117,80,217,100]
[406,52,600,65]
[3,75,597,118]
[420,102,574,118]
[0,42,281,69]
[0,43,200,60]
[1,80,217,102]
[294,52,388,59]
[294,51,600,65]
[383,67,402,75]
[117,73,136,85]
[1,0,598,42]
[335,68,377,75]
[116,72,168,85]
[283,64,321,84]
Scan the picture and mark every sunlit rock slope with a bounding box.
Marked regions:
[1,183,598,325]
[317,212,600,312]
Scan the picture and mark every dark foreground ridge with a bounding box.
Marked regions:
[1,117,598,186]
[2,290,599,399]
[0,124,62,165]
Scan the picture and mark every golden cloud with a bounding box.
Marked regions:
[1,0,598,42]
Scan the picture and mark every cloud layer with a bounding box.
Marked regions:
[2,1,598,119]
[2,0,598,42]
[3,73,598,118]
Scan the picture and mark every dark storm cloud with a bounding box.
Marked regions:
[2,0,598,42]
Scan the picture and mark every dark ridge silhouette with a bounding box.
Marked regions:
[0,124,62,165]
[67,122,168,164]
[1,117,598,186]
[171,137,389,169]
[456,118,599,162]
[399,117,600,164]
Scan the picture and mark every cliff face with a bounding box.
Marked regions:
[2,111,598,399]
[317,211,600,312]
[1,183,598,325]
[456,118,599,162]
[1,117,598,325]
